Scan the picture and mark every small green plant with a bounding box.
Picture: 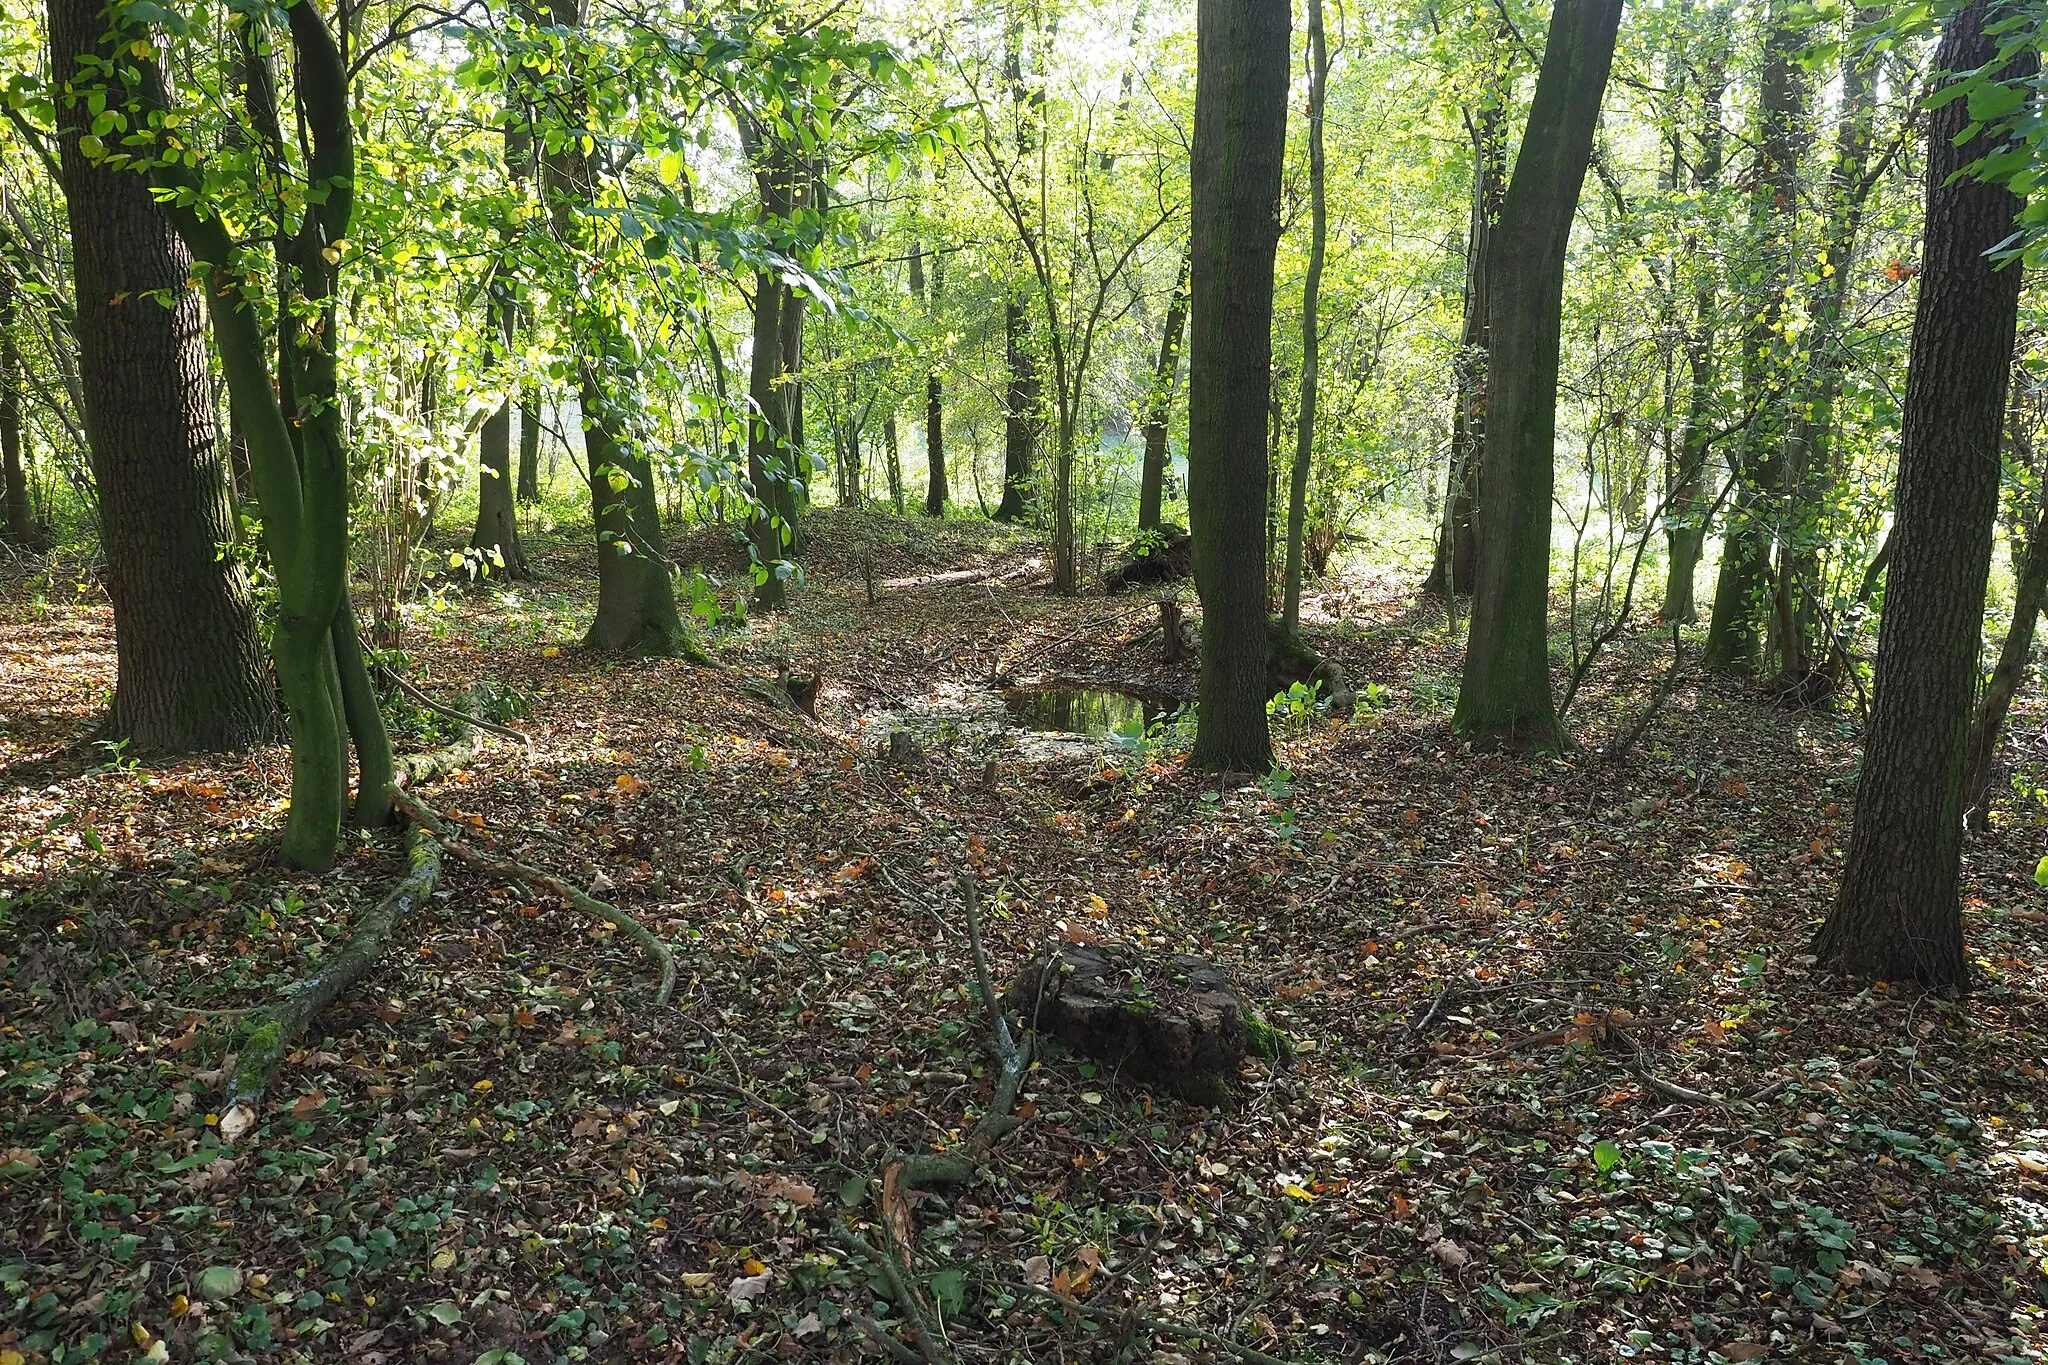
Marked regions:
[86,738,139,777]
[1354,680,1391,716]
[1266,679,1322,731]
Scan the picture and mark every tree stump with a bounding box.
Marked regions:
[1005,945,1258,1104]
[1159,600,1190,666]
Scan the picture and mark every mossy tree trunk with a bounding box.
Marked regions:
[1185,0,1288,774]
[130,0,392,866]
[1814,0,2033,990]
[1451,0,1622,750]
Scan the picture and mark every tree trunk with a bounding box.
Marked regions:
[1452,0,1622,750]
[1660,38,1727,623]
[0,266,34,546]
[1815,0,2032,990]
[1185,0,1288,774]
[1280,0,1329,636]
[470,288,529,579]
[1963,508,2048,829]
[747,265,795,611]
[996,297,1038,521]
[542,0,688,651]
[924,372,947,517]
[1767,8,1880,699]
[516,393,542,501]
[1138,250,1192,531]
[1424,94,1506,599]
[50,0,274,755]
[885,411,905,513]
[1703,2,1801,673]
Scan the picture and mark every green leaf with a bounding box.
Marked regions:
[928,1268,966,1316]
[1968,81,2025,123]
[426,1301,463,1325]
[2032,855,2048,887]
[1592,1139,1623,1174]
[195,1265,243,1301]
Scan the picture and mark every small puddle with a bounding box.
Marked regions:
[1001,686,1171,737]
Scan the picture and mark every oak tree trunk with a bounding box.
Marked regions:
[1185,0,1288,773]
[51,0,274,755]
[1815,0,2033,990]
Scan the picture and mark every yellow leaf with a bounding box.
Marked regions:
[448,551,465,569]
[541,646,560,658]
[1281,1183,1314,1201]
[472,1079,492,1091]
[132,1322,156,1348]
[431,1247,456,1271]
[5,1349,30,1365]
[743,1258,766,1276]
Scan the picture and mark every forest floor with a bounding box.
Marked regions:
[3,507,2047,1365]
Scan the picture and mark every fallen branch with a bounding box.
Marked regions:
[388,787,675,1007]
[361,640,533,753]
[219,822,441,1133]
[1637,1070,1722,1108]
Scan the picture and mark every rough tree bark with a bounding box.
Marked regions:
[1185,0,1288,773]
[1814,0,2033,989]
[1137,251,1191,531]
[49,0,274,754]
[1451,0,1623,750]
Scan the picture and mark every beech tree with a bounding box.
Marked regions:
[47,0,273,756]
[1185,0,1287,773]
[1815,0,2034,989]
[1451,0,1623,750]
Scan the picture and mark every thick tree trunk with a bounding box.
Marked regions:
[1280,0,1329,636]
[924,373,947,517]
[50,0,274,755]
[1425,97,1506,599]
[1138,251,1192,531]
[1185,0,1288,773]
[470,290,529,579]
[1963,512,2048,829]
[1452,0,1622,750]
[1661,44,1726,624]
[1815,0,2032,990]
[996,298,1037,521]
[1704,3,1801,673]
[580,363,693,654]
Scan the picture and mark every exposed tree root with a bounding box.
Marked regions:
[219,822,441,1135]
[388,786,676,1008]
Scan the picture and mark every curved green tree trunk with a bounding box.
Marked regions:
[1137,252,1191,532]
[1452,0,1623,750]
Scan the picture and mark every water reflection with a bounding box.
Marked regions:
[1001,686,1169,736]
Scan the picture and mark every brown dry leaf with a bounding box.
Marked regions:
[760,1175,816,1206]
[1719,1343,1769,1361]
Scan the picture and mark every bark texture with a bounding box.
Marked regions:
[1186,0,1288,773]
[1451,0,1622,749]
[1815,0,2032,989]
[50,0,274,754]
